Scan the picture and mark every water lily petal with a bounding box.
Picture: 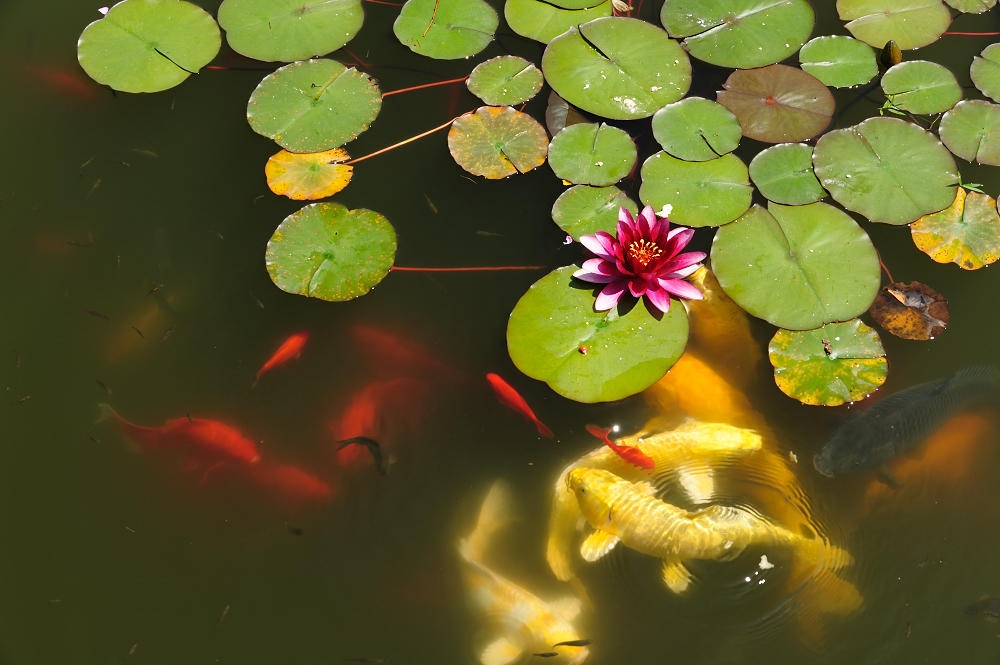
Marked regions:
[574,258,621,283]
[645,287,673,314]
[580,231,618,260]
[595,281,627,311]
[638,205,658,235]
[628,277,649,298]
[664,250,706,273]
[659,277,703,301]
[670,261,704,278]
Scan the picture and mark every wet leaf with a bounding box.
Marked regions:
[247,59,381,153]
[837,0,952,50]
[812,117,959,225]
[544,92,588,136]
[660,0,814,69]
[939,100,1000,165]
[507,265,689,403]
[467,56,543,106]
[911,187,1000,270]
[217,0,363,62]
[798,35,879,88]
[264,148,353,200]
[505,0,612,44]
[447,106,548,179]
[393,0,498,59]
[881,60,961,115]
[638,152,752,228]
[265,202,396,301]
[541,17,691,120]
[651,97,742,162]
[547,123,637,186]
[716,65,835,143]
[711,203,881,330]
[551,185,637,240]
[749,143,825,205]
[869,281,950,340]
[77,0,220,93]
[769,319,887,406]
[946,0,995,10]
[971,44,1000,102]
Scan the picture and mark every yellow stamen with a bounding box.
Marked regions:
[628,239,662,269]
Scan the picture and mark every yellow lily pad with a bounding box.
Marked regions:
[910,187,1000,270]
[264,148,353,200]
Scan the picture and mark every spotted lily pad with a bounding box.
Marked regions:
[507,265,689,403]
[939,100,1000,165]
[881,60,961,115]
[837,0,952,50]
[393,0,498,60]
[77,0,221,93]
[749,143,825,205]
[711,203,881,330]
[264,148,353,200]
[505,0,612,44]
[265,203,396,301]
[869,281,950,340]
[812,117,959,225]
[798,35,879,88]
[217,0,363,62]
[448,106,548,179]
[651,97,742,161]
[467,56,544,106]
[971,44,1000,102]
[638,152,752,227]
[551,186,637,240]
[547,123,637,186]
[247,59,381,153]
[910,188,1000,270]
[769,319,887,406]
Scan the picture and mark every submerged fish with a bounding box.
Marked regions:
[337,436,391,475]
[584,424,654,471]
[486,373,554,439]
[814,365,1000,477]
[253,331,309,386]
[964,596,1000,621]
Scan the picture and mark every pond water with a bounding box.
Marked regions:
[3,1,1000,664]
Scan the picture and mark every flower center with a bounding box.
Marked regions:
[627,239,662,269]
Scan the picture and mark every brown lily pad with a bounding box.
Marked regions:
[869,280,950,340]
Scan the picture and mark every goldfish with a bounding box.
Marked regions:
[350,324,463,382]
[238,462,334,505]
[486,373,554,439]
[584,424,654,471]
[253,331,309,386]
[330,377,429,469]
[461,481,589,665]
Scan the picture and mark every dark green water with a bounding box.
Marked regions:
[3,2,1000,664]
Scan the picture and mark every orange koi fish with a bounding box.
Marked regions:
[584,424,655,471]
[239,462,335,505]
[486,373,554,439]
[330,377,429,468]
[254,331,309,386]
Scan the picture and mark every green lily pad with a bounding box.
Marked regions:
[505,0,612,44]
[881,60,961,115]
[660,0,814,69]
[911,188,1000,270]
[217,0,363,62]
[798,35,879,88]
[971,44,1000,102]
[447,106,549,179]
[551,186,637,240]
[749,143,825,205]
[507,265,689,403]
[946,0,995,11]
[769,319,887,406]
[393,0,498,59]
[247,59,381,153]
[467,56,544,106]
[812,116,959,225]
[265,202,396,301]
[939,100,1000,165]
[77,0,221,93]
[716,64,835,143]
[711,203,881,330]
[541,17,691,120]
[837,0,952,50]
[638,151,752,228]
[547,123,637,186]
[549,0,608,7]
[651,97,742,162]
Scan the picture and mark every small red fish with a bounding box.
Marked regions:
[240,462,334,505]
[254,331,309,386]
[585,424,655,471]
[486,373,554,439]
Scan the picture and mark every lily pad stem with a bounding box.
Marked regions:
[382,75,469,98]
[391,265,547,272]
[345,114,465,166]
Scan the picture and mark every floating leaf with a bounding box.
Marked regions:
[798,35,879,88]
[547,123,637,186]
[265,203,396,301]
[545,92,588,136]
[812,117,959,225]
[910,187,1000,270]
[769,319,887,406]
[711,203,881,330]
[265,148,353,200]
[393,0,498,59]
[971,43,1000,102]
[881,60,961,115]
[869,281,950,340]
[77,0,221,93]
[749,143,825,205]
[467,56,544,106]
[448,106,548,179]
[551,186,637,240]
[651,97,742,162]
[505,0,612,44]
[946,0,995,11]
[939,100,1000,165]
[217,0,363,62]
[837,0,952,50]
[541,17,691,120]
[660,0,814,69]
[247,59,381,153]
[716,65,835,143]
[507,265,689,403]
[638,152,752,227]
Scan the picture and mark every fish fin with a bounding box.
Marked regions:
[661,559,694,594]
[546,476,581,582]
[633,480,657,496]
[874,466,901,489]
[95,402,119,424]
[580,529,619,562]
[481,638,522,665]
[535,419,555,439]
[547,596,581,621]
[461,481,513,563]
[675,464,716,504]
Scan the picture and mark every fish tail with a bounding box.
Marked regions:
[460,480,512,563]
[793,536,854,572]
[788,566,864,649]
[95,402,120,424]
[535,419,555,439]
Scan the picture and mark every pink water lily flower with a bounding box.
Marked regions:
[574,205,706,314]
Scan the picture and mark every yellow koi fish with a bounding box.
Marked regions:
[461,481,589,665]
